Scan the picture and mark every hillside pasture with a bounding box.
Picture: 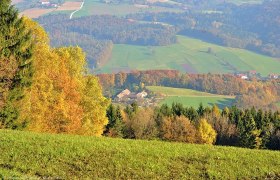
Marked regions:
[97,36,280,76]
[72,0,182,17]
[0,130,280,179]
[147,86,235,108]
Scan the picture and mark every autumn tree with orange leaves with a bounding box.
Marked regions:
[19,19,109,135]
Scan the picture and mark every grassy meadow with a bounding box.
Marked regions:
[72,0,182,17]
[147,86,235,108]
[0,130,280,179]
[97,36,280,76]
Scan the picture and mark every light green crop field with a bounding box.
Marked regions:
[228,0,263,5]
[0,130,280,179]
[72,0,182,17]
[147,86,235,108]
[97,36,280,76]
[160,96,235,109]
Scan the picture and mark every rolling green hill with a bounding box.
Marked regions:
[0,130,280,179]
[147,86,235,108]
[97,36,280,76]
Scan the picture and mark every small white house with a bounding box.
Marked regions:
[136,91,148,99]
[236,73,248,80]
[269,74,279,79]
[241,75,248,80]
[41,0,50,5]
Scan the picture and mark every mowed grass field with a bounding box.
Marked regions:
[72,0,182,17]
[97,36,280,76]
[147,86,235,108]
[0,130,280,179]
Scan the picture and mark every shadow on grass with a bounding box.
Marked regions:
[208,98,236,109]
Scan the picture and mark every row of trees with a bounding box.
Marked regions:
[104,103,217,145]
[105,103,280,150]
[98,70,280,110]
[0,1,109,135]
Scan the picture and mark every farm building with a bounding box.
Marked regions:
[136,91,148,99]
[40,0,50,5]
[269,74,279,79]
[117,89,131,100]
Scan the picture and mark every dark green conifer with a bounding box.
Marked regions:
[0,0,33,128]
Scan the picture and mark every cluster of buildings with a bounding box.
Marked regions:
[235,70,279,80]
[116,89,148,101]
[114,89,158,107]
[39,0,59,8]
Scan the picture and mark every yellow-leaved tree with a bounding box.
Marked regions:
[197,119,217,145]
[81,76,109,136]
[19,18,109,136]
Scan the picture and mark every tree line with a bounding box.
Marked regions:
[98,70,280,110]
[105,102,280,150]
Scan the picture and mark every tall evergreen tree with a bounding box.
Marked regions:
[238,110,261,149]
[197,103,205,117]
[0,0,33,128]
[171,102,184,116]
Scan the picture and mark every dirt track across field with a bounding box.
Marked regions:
[20,8,55,18]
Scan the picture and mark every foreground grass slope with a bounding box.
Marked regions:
[98,36,280,76]
[1,130,280,179]
[147,86,235,108]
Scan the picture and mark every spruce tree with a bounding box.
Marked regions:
[197,103,205,117]
[0,0,33,128]
[238,110,261,149]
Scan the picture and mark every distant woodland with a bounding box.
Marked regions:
[37,15,177,68]
[128,0,280,57]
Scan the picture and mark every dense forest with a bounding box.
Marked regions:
[105,102,280,150]
[37,14,177,68]
[37,14,178,46]
[127,0,280,57]
[98,70,280,110]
